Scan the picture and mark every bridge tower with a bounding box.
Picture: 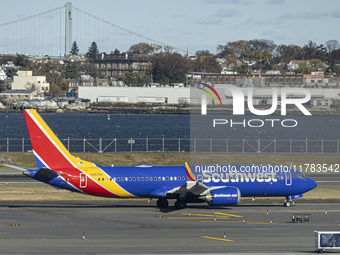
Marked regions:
[65,2,73,56]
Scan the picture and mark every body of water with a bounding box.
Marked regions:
[0,113,340,153]
[190,115,340,140]
[0,113,190,139]
[0,113,340,140]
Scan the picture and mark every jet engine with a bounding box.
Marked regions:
[201,187,241,206]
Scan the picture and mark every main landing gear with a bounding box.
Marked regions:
[156,198,169,208]
[174,200,187,209]
[156,198,187,209]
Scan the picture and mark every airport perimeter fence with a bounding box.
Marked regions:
[0,137,340,154]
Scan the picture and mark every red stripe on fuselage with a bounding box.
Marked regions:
[59,168,119,197]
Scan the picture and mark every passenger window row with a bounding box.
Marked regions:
[97,176,186,182]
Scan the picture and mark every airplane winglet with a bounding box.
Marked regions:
[185,162,197,182]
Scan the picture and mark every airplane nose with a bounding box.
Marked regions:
[308,178,318,190]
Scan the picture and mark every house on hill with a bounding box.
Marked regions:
[287,60,327,73]
[11,71,50,93]
[0,67,7,81]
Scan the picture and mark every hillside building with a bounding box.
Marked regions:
[11,71,50,93]
[94,53,153,79]
[0,67,7,81]
[0,89,44,101]
[187,72,304,87]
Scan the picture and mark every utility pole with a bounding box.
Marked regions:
[65,2,73,56]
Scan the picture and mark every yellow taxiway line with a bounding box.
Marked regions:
[201,236,235,242]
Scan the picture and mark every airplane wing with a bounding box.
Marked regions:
[150,163,227,198]
[166,181,227,197]
[164,162,228,198]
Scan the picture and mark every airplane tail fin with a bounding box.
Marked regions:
[24,109,77,171]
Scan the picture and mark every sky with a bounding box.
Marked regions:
[0,0,339,55]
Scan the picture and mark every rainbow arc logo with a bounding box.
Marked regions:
[198,83,223,106]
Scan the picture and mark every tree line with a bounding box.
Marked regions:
[76,41,221,85]
[91,39,340,85]
[82,39,340,85]
[1,39,340,94]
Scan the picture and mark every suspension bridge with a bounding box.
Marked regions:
[0,2,182,57]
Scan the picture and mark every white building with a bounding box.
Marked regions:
[11,71,50,93]
[79,86,190,104]
[0,67,7,81]
[221,86,340,107]
[0,89,44,101]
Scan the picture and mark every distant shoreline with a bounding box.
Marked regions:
[1,105,340,115]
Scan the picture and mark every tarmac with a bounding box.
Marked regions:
[0,169,339,254]
[0,199,340,254]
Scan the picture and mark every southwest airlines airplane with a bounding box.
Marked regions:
[4,109,317,209]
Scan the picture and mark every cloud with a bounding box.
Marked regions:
[325,8,340,18]
[266,0,286,5]
[279,11,325,20]
[279,8,340,20]
[260,30,275,37]
[238,17,288,29]
[194,8,238,25]
[195,17,222,25]
[202,0,250,5]
[172,14,185,19]
[215,8,239,18]
[228,16,290,37]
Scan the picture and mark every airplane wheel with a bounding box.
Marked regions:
[284,201,291,207]
[174,200,186,209]
[157,198,168,208]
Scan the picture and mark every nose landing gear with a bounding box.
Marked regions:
[284,197,293,207]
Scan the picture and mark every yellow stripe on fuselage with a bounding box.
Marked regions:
[29,109,135,198]
[78,163,136,198]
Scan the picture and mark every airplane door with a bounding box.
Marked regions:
[80,173,87,188]
[284,171,292,186]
